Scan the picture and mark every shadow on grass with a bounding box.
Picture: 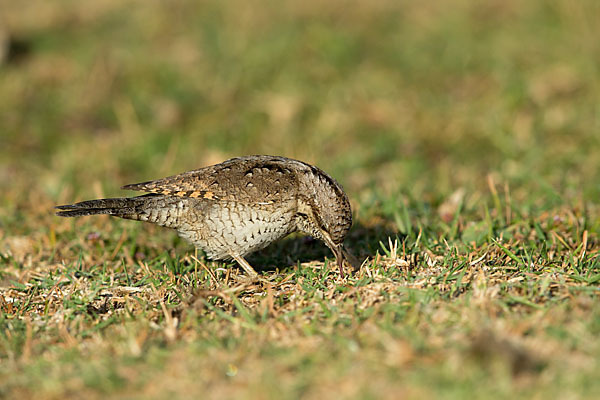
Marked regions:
[247,220,400,273]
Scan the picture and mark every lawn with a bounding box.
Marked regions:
[1,0,599,398]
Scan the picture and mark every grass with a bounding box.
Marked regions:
[1,0,600,398]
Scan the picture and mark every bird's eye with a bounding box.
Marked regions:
[297,212,308,219]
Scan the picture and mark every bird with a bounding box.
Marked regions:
[56,155,359,278]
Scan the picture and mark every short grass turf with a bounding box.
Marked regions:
[1,0,600,399]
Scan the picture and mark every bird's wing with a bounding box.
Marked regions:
[122,166,224,200]
[122,155,299,203]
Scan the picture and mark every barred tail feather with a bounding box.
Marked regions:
[55,207,127,217]
[55,194,157,219]
[55,194,184,228]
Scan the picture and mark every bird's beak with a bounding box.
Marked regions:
[341,246,362,272]
[334,245,345,278]
[331,244,362,279]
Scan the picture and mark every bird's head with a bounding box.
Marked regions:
[295,164,359,276]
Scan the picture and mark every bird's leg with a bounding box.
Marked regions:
[230,253,259,277]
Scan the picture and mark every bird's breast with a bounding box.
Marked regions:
[177,200,298,260]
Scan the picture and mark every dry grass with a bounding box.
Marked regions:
[1,0,600,398]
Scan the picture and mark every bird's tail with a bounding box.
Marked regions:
[55,195,150,217]
[55,194,183,228]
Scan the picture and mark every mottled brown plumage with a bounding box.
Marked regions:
[56,155,358,277]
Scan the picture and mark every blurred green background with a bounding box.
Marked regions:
[1,0,600,398]
[2,0,599,211]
